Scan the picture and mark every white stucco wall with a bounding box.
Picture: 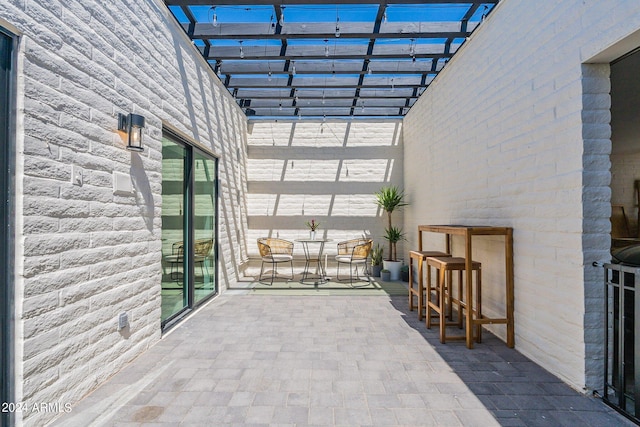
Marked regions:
[403,0,640,391]
[245,120,404,269]
[0,1,248,425]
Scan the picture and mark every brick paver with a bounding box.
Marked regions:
[50,293,632,426]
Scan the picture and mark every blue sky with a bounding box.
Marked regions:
[170,3,492,50]
[170,3,490,26]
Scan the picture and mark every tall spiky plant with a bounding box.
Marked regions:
[374,186,408,261]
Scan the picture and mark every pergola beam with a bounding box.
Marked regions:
[203,49,454,61]
[167,0,496,5]
[184,22,475,40]
[217,62,441,74]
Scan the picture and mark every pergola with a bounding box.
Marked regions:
[164,0,498,118]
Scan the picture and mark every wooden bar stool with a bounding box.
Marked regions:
[425,256,481,344]
[408,250,450,320]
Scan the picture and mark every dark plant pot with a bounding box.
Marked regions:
[381,271,391,282]
[401,269,409,282]
[372,264,382,277]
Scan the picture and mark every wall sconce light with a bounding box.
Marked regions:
[118,113,145,152]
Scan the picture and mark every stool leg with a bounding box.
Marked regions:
[457,270,463,329]
[409,256,415,311]
[426,264,432,329]
[438,266,447,343]
[417,257,424,320]
[446,270,453,320]
[476,267,482,343]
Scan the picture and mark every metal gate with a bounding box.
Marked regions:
[604,262,640,423]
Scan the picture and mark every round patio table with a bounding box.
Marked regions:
[295,238,332,285]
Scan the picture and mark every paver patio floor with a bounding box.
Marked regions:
[50,288,632,426]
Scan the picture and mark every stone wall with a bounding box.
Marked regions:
[403,0,640,391]
[0,1,247,425]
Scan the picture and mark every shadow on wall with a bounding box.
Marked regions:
[130,153,155,232]
[245,120,403,258]
[163,26,250,287]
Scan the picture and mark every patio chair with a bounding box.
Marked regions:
[257,237,295,285]
[335,238,372,285]
[166,241,184,282]
[194,238,214,279]
[165,239,213,282]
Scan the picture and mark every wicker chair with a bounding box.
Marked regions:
[257,238,295,285]
[194,238,214,278]
[335,238,373,285]
[165,239,213,282]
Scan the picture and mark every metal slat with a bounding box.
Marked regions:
[219,66,436,75]
[603,263,640,423]
[201,43,455,60]
[185,21,472,40]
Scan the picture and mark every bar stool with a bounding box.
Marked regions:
[408,250,450,320]
[425,256,481,344]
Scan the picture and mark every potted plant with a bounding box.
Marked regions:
[375,186,408,280]
[380,268,391,282]
[305,219,320,239]
[370,243,383,277]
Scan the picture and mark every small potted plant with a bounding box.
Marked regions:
[305,219,320,239]
[380,268,391,282]
[370,243,383,277]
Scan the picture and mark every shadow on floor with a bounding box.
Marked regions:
[386,295,634,427]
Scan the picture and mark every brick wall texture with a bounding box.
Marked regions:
[0,1,248,425]
[403,0,640,391]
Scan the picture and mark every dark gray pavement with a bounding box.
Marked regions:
[50,292,633,426]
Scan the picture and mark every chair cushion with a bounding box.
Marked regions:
[263,254,293,262]
[335,255,366,264]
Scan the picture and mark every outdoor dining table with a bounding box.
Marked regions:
[418,225,514,349]
[295,238,332,285]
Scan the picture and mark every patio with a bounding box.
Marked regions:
[4,1,640,426]
[50,283,631,426]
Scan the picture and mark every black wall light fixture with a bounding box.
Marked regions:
[118,113,145,152]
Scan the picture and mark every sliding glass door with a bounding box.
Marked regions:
[193,151,216,303]
[161,138,188,323]
[161,130,218,328]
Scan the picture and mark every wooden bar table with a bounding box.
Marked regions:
[418,225,514,349]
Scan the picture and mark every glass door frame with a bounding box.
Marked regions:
[192,148,218,305]
[161,128,219,330]
[1,25,16,427]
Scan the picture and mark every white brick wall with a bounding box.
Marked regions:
[403,0,640,391]
[581,63,613,392]
[245,120,404,266]
[0,1,248,425]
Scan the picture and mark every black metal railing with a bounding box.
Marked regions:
[604,262,639,423]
